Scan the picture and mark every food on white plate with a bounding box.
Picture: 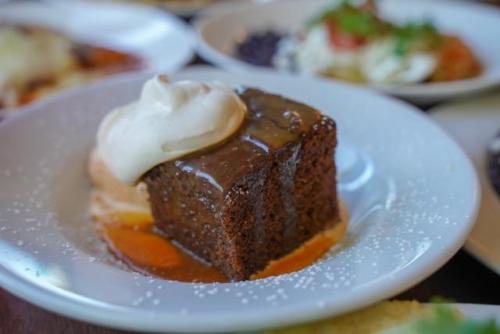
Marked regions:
[0,24,142,110]
[89,74,347,282]
[236,0,482,85]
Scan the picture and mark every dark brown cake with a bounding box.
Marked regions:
[145,88,339,281]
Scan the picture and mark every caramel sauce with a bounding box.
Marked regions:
[170,88,325,193]
[97,214,227,283]
[94,206,348,283]
[252,219,347,279]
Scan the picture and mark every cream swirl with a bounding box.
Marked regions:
[96,75,247,184]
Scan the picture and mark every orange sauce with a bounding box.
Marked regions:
[97,215,227,283]
[251,220,347,280]
[95,211,347,283]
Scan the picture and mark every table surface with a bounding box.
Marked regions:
[2,4,500,332]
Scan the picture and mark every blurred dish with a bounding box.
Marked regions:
[196,0,500,104]
[431,92,500,275]
[0,1,194,112]
[0,67,479,332]
[0,24,142,109]
[241,1,481,85]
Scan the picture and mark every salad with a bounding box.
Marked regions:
[236,0,482,85]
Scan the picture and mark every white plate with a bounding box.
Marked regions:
[46,0,246,17]
[135,0,214,16]
[0,67,479,332]
[0,1,194,91]
[431,92,500,275]
[195,0,500,105]
[198,0,275,17]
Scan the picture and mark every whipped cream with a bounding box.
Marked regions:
[97,75,247,184]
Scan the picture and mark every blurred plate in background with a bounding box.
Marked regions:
[2,1,194,72]
[195,0,500,105]
[0,0,194,113]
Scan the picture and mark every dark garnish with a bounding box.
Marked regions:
[235,31,283,67]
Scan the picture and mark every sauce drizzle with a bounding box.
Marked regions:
[95,206,348,283]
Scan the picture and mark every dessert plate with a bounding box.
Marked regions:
[431,92,500,275]
[0,1,194,105]
[46,0,249,17]
[0,67,479,332]
[195,0,500,105]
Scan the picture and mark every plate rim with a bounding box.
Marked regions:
[0,66,481,332]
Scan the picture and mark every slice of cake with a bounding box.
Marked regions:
[93,75,341,281]
[144,88,339,281]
